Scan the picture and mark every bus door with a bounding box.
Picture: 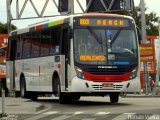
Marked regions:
[61,24,70,91]
[7,38,17,91]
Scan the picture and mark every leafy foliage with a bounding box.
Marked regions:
[132,7,159,36]
[0,22,17,34]
[111,7,159,36]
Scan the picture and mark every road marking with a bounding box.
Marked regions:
[82,118,96,120]
[44,111,59,115]
[50,111,94,120]
[24,111,58,120]
[95,112,110,115]
[111,113,129,120]
[50,114,74,120]
[74,111,84,114]
[24,114,51,120]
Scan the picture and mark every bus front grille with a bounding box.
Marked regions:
[91,84,123,91]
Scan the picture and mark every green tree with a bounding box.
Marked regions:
[0,22,17,34]
[113,7,159,36]
[131,7,159,36]
[145,12,159,35]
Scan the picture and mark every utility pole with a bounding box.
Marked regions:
[69,0,74,14]
[6,0,12,33]
[140,0,149,95]
[1,89,5,114]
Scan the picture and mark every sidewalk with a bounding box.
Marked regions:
[0,97,45,114]
[124,93,160,98]
[123,87,160,98]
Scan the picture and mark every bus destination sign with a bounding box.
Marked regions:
[78,18,129,27]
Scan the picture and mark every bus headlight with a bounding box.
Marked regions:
[129,68,137,80]
[75,66,86,80]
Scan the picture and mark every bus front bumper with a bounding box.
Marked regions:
[71,76,141,93]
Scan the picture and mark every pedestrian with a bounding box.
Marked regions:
[149,76,154,92]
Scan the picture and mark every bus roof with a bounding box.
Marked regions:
[10,16,70,36]
[10,13,133,36]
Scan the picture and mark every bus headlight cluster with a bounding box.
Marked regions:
[75,66,86,80]
[129,68,137,80]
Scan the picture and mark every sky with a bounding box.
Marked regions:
[0,0,160,29]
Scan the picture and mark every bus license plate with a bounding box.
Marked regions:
[102,83,113,88]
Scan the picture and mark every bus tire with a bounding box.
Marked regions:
[58,81,66,104]
[29,93,38,101]
[53,75,59,94]
[55,77,69,104]
[109,93,119,103]
[20,77,27,98]
[15,91,20,97]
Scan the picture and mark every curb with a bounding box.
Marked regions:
[121,94,160,98]
[35,104,46,112]
[0,97,47,114]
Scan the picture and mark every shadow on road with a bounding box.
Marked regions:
[36,97,131,107]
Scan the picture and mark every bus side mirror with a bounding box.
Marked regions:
[136,27,142,44]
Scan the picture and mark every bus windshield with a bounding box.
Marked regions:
[74,28,138,65]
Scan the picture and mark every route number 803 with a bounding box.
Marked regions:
[80,19,90,25]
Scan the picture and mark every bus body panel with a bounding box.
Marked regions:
[15,60,23,91]
[71,76,140,93]
[15,55,66,92]
[6,61,14,91]
[69,38,76,91]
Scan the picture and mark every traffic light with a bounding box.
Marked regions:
[86,0,121,12]
[58,0,69,12]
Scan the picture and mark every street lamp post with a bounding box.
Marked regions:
[140,0,149,95]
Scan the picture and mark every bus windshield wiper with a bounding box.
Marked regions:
[87,27,102,45]
[110,29,121,45]
[100,33,104,53]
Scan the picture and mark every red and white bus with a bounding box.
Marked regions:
[7,13,141,103]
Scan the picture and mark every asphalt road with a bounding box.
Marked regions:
[18,96,160,120]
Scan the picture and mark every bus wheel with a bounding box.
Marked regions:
[20,77,27,98]
[29,93,38,101]
[58,82,66,104]
[109,93,119,103]
[56,77,68,104]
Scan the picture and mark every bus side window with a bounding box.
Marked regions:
[31,31,40,57]
[7,39,11,61]
[61,26,70,63]
[40,29,50,56]
[22,33,31,58]
[16,36,23,59]
[8,37,17,61]
[50,27,60,54]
